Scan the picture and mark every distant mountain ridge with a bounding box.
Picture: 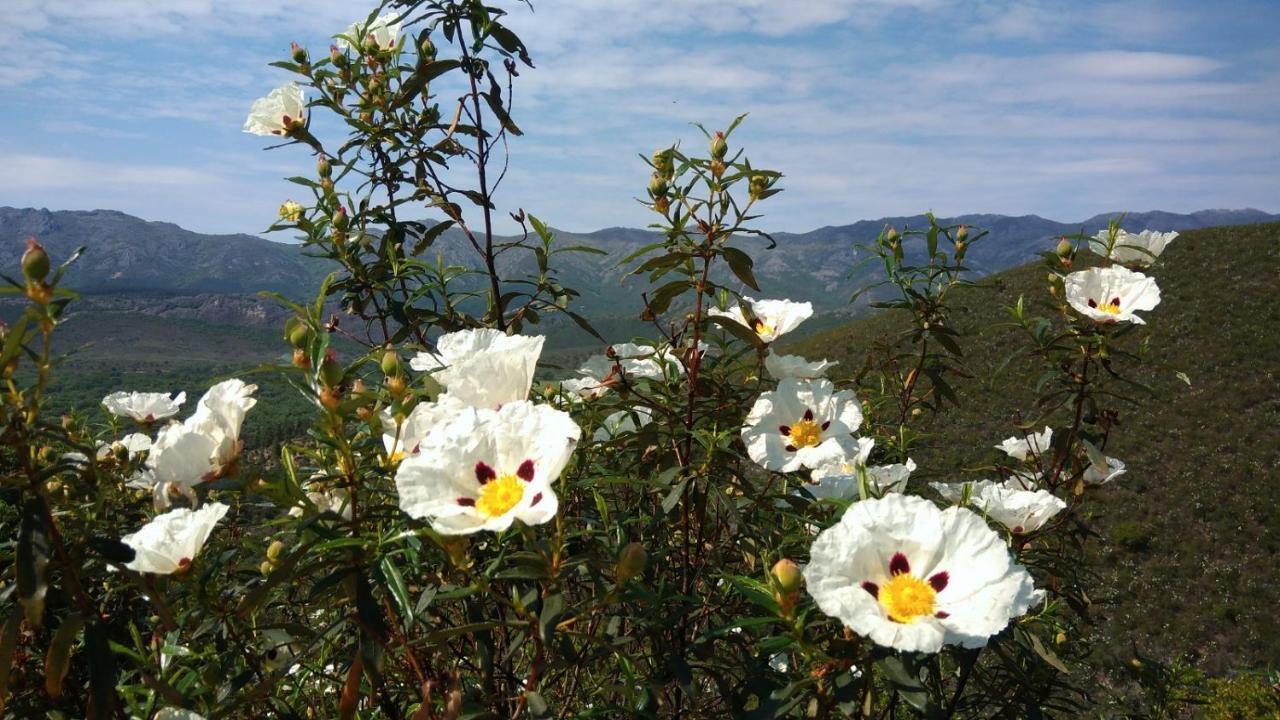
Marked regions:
[2,206,1274,338]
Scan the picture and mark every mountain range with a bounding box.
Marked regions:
[1,206,1275,348]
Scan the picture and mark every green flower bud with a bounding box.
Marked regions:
[749,174,768,200]
[381,349,402,377]
[290,41,308,65]
[647,173,668,199]
[319,349,344,388]
[1056,237,1073,257]
[616,542,648,584]
[317,155,332,179]
[771,558,802,594]
[329,44,345,67]
[709,131,727,160]
[956,225,968,242]
[332,206,349,231]
[266,540,285,562]
[22,237,50,283]
[652,148,674,177]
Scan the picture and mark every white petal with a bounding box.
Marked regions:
[122,503,229,574]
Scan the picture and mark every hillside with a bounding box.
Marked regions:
[789,222,1280,681]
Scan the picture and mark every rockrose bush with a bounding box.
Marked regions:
[0,1,1189,718]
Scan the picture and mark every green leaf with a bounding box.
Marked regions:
[0,611,19,713]
[1027,631,1071,674]
[17,496,50,628]
[876,655,939,717]
[483,88,523,136]
[44,612,84,699]
[645,280,691,316]
[380,556,416,631]
[85,620,120,717]
[392,59,463,111]
[707,314,765,350]
[721,246,760,291]
[539,594,566,642]
[410,219,456,256]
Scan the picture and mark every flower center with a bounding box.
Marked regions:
[752,318,776,338]
[475,474,524,518]
[1088,296,1122,315]
[788,419,823,449]
[879,573,936,623]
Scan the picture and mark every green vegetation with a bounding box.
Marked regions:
[790,222,1280,699]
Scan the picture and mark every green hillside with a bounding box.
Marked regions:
[790,222,1280,686]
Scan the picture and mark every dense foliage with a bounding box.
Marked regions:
[3,2,1269,719]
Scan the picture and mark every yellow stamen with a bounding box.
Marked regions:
[475,474,524,518]
[788,419,823,449]
[880,574,937,623]
[753,318,776,338]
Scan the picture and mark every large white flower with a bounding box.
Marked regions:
[146,423,219,508]
[337,12,403,52]
[765,351,838,380]
[932,478,1066,534]
[994,426,1053,462]
[380,394,467,462]
[593,407,653,442]
[243,82,307,137]
[742,378,863,472]
[121,503,229,575]
[410,329,544,409]
[395,401,581,534]
[709,297,813,343]
[1064,266,1161,325]
[1089,229,1178,267]
[102,391,186,423]
[804,494,1040,653]
[185,379,257,473]
[1082,440,1127,485]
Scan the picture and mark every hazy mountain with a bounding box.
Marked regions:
[2,206,1274,340]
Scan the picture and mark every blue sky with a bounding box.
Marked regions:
[3,0,1278,236]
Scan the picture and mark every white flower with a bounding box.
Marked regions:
[995,426,1053,462]
[288,478,353,521]
[1089,229,1178,266]
[805,439,916,500]
[121,503,229,575]
[742,378,864,472]
[709,297,813,343]
[380,394,467,462]
[1082,441,1127,485]
[395,401,581,534]
[932,478,1066,534]
[593,407,653,441]
[185,379,257,473]
[102,391,186,423]
[410,329,544,409]
[803,494,1040,653]
[147,423,219,508]
[765,351,837,380]
[243,82,307,137]
[1064,266,1161,325]
[96,432,153,460]
[337,12,403,52]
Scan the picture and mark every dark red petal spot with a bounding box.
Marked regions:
[1012,525,1024,534]
[803,408,814,422]
[929,571,949,592]
[778,425,791,436]
[784,444,797,452]
[935,611,950,619]
[178,557,191,568]
[516,459,535,482]
[410,443,420,455]
[821,420,830,431]
[1088,298,1098,308]
[861,581,879,598]
[889,552,911,576]
[530,492,543,506]
[474,461,496,484]
[1111,296,1121,307]
[457,497,476,507]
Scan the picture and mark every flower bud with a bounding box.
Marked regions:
[22,237,50,283]
[319,349,344,388]
[653,196,670,215]
[956,225,968,243]
[286,319,311,349]
[1055,237,1073,258]
[317,155,332,179]
[278,200,304,223]
[885,226,898,242]
[420,38,436,62]
[329,44,345,67]
[647,173,668,199]
[332,206,349,231]
[380,349,402,377]
[266,540,285,562]
[385,375,407,399]
[616,542,648,584]
[652,148,674,178]
[290,42,308,65]
[771,559,802,594]
[318,387,342,411]
[260,560,274,576]
[709,131,727,159]
[749,174,768,201]
[292,348,311,369]
[320,177,335,195]
[710,159,726,179]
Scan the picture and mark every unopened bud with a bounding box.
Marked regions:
[380,349,402,377]
[22,237,50,283]
[290,42,308,65]
[709,131,727,160]
[653,196,670,215]
[267,540,285,562]
[1055,237,1073,257]
[286,319,311,349]
[647,173,668,198]
[319,349,344,388]
[292,347,310,369]
[749,174,768,200]
[330,44,345,67]
[710,159,726,178]
[419,38,436,62]
[318,387,342,411]
[616,542,648,584]
[652,148,674,177]
[260,560,275,576]
[956,225,968,242]
[317,155,332,179]
[885,227,899,242]
[385,375,407,398]
[332,206,349,231]
[771,559,803,594]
